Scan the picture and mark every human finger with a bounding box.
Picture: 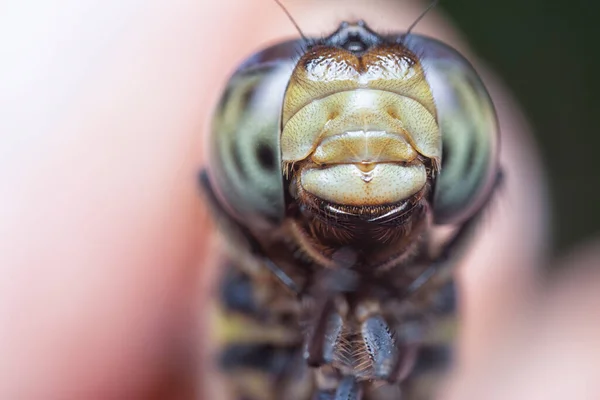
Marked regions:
[443,239,600,400]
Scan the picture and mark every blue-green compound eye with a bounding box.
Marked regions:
[207,41,303,231]
[402,35,499,225]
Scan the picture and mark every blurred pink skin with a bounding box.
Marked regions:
[0,0,559,398]
[444,241,600,400]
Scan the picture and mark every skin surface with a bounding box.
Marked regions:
[1,0,597,399]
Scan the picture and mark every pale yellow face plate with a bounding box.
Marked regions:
[281,44,440,206]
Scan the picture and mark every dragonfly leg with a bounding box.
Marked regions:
[359,315,400,381]
[304,300,344,367]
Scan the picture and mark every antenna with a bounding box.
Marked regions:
[274,0,309,42]
[405,0,439,36]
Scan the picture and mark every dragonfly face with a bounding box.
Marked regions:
[201,21,500,400]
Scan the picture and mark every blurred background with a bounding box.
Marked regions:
[441,0,599,259]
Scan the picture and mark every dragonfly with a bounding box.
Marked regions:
[199,5,500,399]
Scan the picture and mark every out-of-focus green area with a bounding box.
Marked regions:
[441,0,600,256]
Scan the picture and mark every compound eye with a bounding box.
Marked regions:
[206,41,306,230]
[401,35,499,225]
